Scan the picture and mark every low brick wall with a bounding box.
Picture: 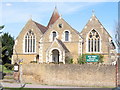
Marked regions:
[22,64,116,87]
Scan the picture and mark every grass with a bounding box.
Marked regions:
[4,87,63,90]
[3,65,13,74]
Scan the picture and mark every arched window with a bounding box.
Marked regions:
[88,29,100,52]
[65,31,69,41]
[24,30,35,53]
[52,31,57,41]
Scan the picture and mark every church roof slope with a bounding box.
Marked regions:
[47,7,60,28]
[57,39,69,53]
[34,21,48,34]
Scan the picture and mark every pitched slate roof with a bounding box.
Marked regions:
[34,21,48,34]
[47,7,60,28]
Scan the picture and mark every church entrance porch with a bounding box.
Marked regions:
[52,49,59,64]
[46,48,65,64]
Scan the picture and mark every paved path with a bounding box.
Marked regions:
[0,82,85,88]
[0,82,119,90]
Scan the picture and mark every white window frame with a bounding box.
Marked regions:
[62,30,71,42]
[49,30,58,42]
[86,29,101,53]
[23,30,36,54]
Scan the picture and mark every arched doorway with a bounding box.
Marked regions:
[52,49,59,64]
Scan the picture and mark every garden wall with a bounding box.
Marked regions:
[22,64,116,87]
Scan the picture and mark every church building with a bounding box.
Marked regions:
[12,7,116,64]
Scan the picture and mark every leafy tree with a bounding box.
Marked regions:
[115,22,120,52]
[0,25,4,30]
[1,33,14,64]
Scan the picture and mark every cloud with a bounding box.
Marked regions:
[5,3,12,6]
[56,2,99,15]
[2,9,30,23]
[1,2,104,24]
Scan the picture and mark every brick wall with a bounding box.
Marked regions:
[22,64,116,87]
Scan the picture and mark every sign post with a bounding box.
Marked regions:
[86,55,99,62]
[13,63,19,82]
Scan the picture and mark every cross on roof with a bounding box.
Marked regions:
[92,9,95,16]
[29,15,32,20]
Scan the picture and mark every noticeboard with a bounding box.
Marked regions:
[86,55,99,62]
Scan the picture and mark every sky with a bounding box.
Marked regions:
[0,1,118,42]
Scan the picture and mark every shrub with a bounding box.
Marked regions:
[78,54,104,64]
[30,61,37,63]
[97,55,104,63]
[4,63,14,70]
[65,56,73,64]
[78,54,86,64]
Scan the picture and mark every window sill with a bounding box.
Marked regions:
[86,52,102,54]
[23,52,37,54]
[63,41,71,42]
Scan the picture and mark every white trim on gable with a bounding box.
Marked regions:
[46,38,65,53]
[46,38,66,64]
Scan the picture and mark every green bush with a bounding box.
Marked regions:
[4,63,14,70]
[78,54,87,64]
[65,56,73,64]
[30,61,37,63]
[78,54,104,64]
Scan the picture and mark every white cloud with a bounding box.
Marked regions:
[5,3,12,6]
[1,2,100,24]
[2,10,30,23]
[56,2,99,15]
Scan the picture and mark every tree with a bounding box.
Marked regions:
[0,25,5,30]
[115,22,120,53]
[1,33,14,64]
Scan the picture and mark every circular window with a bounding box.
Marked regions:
[58,24,63,28]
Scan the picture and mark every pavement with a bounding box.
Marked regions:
[0,81,120,90]
[0,82,84,89]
